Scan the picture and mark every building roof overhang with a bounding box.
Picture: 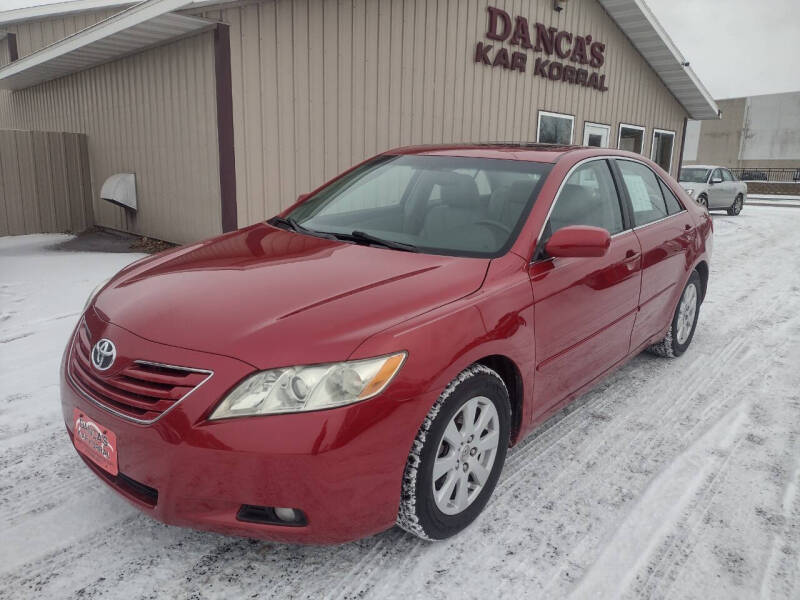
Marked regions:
[598,0,720,120]
[0,0,214,91]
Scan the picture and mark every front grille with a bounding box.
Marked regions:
[69,322,212,423]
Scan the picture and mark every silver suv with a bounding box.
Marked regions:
[678,166,748,215]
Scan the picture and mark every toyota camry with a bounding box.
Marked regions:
[62,144,712,543]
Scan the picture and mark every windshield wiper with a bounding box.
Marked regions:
[332,230,419,253]
[268,216,337,240]
[268,216,304,232]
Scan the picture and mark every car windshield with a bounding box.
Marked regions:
[284,155,551,258]
[679,168,710,183]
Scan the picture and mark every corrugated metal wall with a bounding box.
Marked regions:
[197,0,687,230]
[0,0,688,242]
[0,29,222,244]
[0,129,93,236]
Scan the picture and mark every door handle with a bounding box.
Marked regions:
[625,249,639,259]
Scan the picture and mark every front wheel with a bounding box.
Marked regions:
[648,270,702,358]
[727,194,744,216]
[397,365,511,540]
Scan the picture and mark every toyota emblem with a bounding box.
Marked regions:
[91,339,116,371]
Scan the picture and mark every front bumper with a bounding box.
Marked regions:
[61,312,436,544]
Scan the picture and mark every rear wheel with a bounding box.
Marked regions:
[727,194,744,216]
[648,270,702,358]
[397,365,511,540]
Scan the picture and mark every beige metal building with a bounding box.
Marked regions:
[0,0,719,244]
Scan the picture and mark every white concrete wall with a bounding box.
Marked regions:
[741,92,800,161]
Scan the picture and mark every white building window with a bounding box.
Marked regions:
[651,128,676,173]
[583,122,611,147]
[617,123,646,154]
[537,111,574,145]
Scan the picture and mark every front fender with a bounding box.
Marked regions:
[349,253,536,436]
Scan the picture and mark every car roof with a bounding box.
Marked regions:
[384,143,664,166]
[683,165,721,170]
[386,143,584,164]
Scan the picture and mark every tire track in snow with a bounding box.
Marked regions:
[759,463,800,600]
[567,400,751,600]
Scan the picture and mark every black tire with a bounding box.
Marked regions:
[727,194,744,216]
[397,364,511,540]
[697,194,708,209]
[648,270,702,358]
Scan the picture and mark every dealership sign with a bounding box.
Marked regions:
[475,6,609,92]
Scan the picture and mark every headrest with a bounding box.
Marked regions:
[433,172,480,209]
[561,183,592,205]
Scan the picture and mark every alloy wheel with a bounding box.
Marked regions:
[676,282,698,345]
[432,396,500,515]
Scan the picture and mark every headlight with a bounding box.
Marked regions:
[83,278,110,311]
[209,352,407,419]
[685,188,695,197]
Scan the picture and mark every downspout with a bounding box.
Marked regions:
[676,116,688,177]
[8,32,18,62]
[214,23,238,233]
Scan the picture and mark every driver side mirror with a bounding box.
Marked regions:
[710,176,723,184]
[544,225,611,258]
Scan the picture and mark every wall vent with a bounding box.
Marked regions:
[100,173,137,211]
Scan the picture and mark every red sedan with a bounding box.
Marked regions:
[61,144,712,543]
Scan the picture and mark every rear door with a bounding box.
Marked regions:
[613,159,696,351]
[530,158,641,417]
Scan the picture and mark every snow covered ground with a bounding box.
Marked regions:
[1,208,799,600]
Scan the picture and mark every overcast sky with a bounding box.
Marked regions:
[2,0,799,99]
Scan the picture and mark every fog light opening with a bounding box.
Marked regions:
[236,504,308,527]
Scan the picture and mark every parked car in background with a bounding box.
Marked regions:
[679,166,747,215]
[63,145,712,544]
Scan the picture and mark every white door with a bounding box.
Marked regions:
[583,123,610,148]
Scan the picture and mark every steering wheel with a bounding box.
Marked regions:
[473,219,512,236]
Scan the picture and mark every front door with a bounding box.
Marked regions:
[530,159,641,418]
[707,168,726,208]
[583,123,610,148]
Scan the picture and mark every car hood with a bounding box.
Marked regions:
[93,224,490,369]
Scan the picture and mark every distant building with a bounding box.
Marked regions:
[684,91,800,171]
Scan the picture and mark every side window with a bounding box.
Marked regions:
[722,169,734,182]
[547,161,624,236]
[659,179,685,215]
[711,169,722,182]
[617,160,668,226]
